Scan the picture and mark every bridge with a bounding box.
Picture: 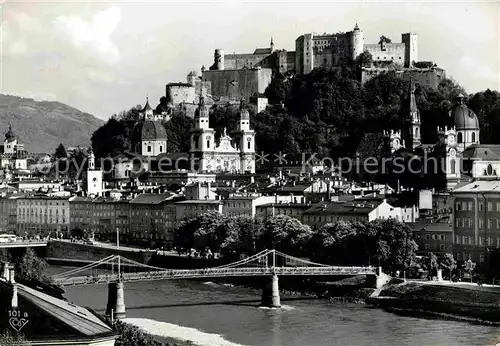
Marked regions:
[44,249,389,320]
[0,240,48,248]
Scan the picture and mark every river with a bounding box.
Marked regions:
[47,266,500,346]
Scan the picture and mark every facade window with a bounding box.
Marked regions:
[488,202,493,211]
[457,132,463,143]
[455,235,460,244]
[479,236,484,246]
[480,253,485,263]
[207,140,210,148]
[462,236,467,244]
[497,202,500,212]
[455,218,460,227]
[469,236,473,245]
[425,234,431,240]
[439,244,445,251]
[147,145,152,152]
[451,159,456,174]
[479,218,484,228]
[468,202,473,211]
[159,146,163,152]
[440,235,445,240]
[488,219,493,229]
[425,244,430,250]
[248,141,251,149]
[455,202,461,211]
[479,202,484,211]
[472,132,476,142]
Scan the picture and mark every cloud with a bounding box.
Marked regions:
[53,6,121,64]
[9,41,27,55]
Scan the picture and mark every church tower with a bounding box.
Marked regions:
[270,37,275,54]
[443,126,460,189]
[189,93,215,172]
[86,148,103,196]
[237,99,255,173]
[402,80,421,150]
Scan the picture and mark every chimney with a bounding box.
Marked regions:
[3,262,9,281]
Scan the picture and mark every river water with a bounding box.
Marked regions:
[47,266,500,346]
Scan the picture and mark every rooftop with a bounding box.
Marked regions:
[453,180,500,193]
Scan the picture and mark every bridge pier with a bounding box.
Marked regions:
[367,267,391,289]
[261,274,281,308]
[106,281,126,320]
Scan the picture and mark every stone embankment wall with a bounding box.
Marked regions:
[46,241,154,264]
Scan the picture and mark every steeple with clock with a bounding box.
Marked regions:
[86,148,104,196]
[444,126,460,189]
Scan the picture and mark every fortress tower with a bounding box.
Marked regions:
[210,49,225,71]
[401,33,418,67]
[351,23,364,60]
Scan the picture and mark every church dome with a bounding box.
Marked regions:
[452,95,479,130]
[131,121,167,143]
[4,126,16,142]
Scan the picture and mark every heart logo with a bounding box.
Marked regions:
[9,317,29,332]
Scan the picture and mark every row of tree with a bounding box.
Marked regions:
[174,212,424,273]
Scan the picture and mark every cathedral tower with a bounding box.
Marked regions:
[190,93,215,172]
[237,99,255,173]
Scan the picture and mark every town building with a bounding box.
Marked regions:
[452,180,500,263]
[256,202,312,221]
[175,200,224,221]
[129,193,180,248]
[412,217,454,255]
[223,193,278,218]
[16,196,70,237]
[0,196,17,233]
[301,199,402,229]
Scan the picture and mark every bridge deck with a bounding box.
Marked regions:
[54,266,378,286]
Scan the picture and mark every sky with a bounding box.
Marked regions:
[1,0,499,120]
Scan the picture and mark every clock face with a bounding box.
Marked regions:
[449,148,456,157]
[448,135,455,144]
[93,177,97,182]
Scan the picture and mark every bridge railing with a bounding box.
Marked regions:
[54,265,379,286]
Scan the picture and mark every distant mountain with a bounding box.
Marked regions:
[0,94,104,153]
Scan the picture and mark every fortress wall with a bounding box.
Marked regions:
[202,68,273,100]
[166,85,196,105]
[365,43,405,63]
[361,68,446,90]
[224,54,269,70]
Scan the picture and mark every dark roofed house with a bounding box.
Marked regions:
[0,265,117,345]
[302,199,402,229]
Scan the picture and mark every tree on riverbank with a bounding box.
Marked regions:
[114,321,162,346]
[439,253,457,279]
[174,213,417,272]
[15,248,52,284]
[0,329,30,345]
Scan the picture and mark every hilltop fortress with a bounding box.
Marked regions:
[165,24,446,113]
